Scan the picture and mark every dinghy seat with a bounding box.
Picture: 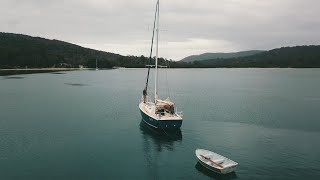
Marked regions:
[213,159,225,164]
[201,155,224,164]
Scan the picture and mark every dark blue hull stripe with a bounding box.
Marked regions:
[140,109,182,128]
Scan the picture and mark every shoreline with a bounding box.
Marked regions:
[0,68,89,76]
[0,68,88,71]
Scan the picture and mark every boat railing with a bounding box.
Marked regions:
[176,108,183,117]
[146,96,152,103]
[140,96,153,104]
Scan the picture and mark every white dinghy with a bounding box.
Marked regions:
[195,149,238,174]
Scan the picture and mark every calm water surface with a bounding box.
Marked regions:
[0,69,320,179]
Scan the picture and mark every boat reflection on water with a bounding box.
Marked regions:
[140,120,182,179]
[195,162,238,180]
[139,120,182,152]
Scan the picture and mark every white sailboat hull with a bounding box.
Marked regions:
[139,101,182,128]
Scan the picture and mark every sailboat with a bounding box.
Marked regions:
[139,0,183,129]
[95,59,98,70]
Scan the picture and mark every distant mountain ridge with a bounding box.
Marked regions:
[180,50,265,62]
[175,45,320,68]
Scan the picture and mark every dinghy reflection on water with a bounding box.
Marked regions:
[195,162,237,179]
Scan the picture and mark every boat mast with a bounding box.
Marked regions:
[144,0,158,96]
[154,0,159,103]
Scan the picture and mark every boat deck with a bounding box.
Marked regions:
[139,101,182,120]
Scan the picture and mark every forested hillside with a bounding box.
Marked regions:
[0,32,121,68]
[1,33,319,69]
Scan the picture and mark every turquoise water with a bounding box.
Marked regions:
[0,69,320,179]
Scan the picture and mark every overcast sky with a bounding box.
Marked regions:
[1,0,320,60]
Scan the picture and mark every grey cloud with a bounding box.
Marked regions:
[1,0,319,60]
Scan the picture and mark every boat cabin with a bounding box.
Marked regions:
[156,98,175,115]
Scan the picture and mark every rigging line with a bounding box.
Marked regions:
[167,60,171,98]
[167,61,172,99]
[145,1,158,93]
[155,0,160,102]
